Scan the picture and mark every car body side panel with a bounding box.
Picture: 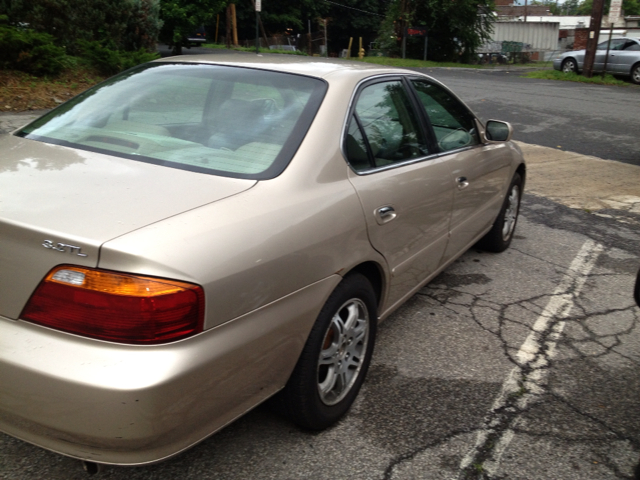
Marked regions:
[441,142,514,264]
[610,50,638,74]
[347,155,454,310]
[0,274,340,465]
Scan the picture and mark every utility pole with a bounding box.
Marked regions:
[322,18,328,57]
[230,3,238,46]
[255,0,261,53]
[582,0,605,77]
[225,5,231,49]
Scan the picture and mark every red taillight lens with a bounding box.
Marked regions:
[21,266,205,344]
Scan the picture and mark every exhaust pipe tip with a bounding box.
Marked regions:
[82,461,103,475]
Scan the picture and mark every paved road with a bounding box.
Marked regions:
[419,68,640,167]
[1,80,639,480]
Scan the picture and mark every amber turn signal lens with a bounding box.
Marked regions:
[21,266,205,345]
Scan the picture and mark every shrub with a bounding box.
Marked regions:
[0,19,66,75]
[1,0,162,55]
[78,40,160,76]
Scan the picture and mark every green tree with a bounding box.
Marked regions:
[576,0,640,16]
[378,0,494,62]
[561,0,582,15]
[0,0,162,54]
[323,0,388,56]
[159,0,227,53]
[530,0,560,14]
[225,0,327,51]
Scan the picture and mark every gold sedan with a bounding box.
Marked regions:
[0,55,525,467]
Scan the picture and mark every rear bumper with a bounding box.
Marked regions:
[0,276,339,465]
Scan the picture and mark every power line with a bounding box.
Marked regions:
[321,0,386,17]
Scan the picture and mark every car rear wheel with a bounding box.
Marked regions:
[562,59,578,73]
[631,64,640,85]
[477,173,522,253]
[273,273,377,430]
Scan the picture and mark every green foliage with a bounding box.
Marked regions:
[77,40,160,76]
[159,0,227,52]
[1,0,162,54]
[530,0,582,15]
[360,56,486,69]
[324,0,387,57]
[377,0,495,62]
[230,0,326,38]
[375,3,398,55]
[0,18,67,75]
[222,45,308,55]
[576,0,640,15]
[523,70,628,85]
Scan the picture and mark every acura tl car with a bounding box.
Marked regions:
[553,37,640,84]
[0,55,525,468]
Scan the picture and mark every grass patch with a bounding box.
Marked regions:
[201,43,228,50]
[358,56,484,69]
[202,43,307,55]
[523,69,628,86]
[0,66,105,111]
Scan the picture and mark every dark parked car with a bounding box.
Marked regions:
[185,25,206,47]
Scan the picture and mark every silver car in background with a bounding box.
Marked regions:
[0,55,525,467]
[553,37,640,84]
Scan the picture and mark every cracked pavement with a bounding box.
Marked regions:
[1,115,639,479]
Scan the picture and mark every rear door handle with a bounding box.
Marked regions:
[456,176,469,189]
[375,206,396,224]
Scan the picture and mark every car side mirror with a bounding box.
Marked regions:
[634,269,640,307]
[485,120,513,142]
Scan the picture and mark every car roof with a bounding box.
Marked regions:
[153,53,413,80]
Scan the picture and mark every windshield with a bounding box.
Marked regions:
[17,63,327,179]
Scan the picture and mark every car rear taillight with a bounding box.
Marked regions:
[21,265,205,344]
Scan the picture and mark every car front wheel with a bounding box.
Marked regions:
[477,173,522,253]
[273,273,377,430]
[562,58,578,73]
[631,63,640,85]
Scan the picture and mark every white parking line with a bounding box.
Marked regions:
[458,239,605,478]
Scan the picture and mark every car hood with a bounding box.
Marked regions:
[0,134,255,319]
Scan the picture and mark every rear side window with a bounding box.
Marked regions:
[17,64,327,180]
[411,80,479,152]
[623,41,640,51]
[345,80,430,171]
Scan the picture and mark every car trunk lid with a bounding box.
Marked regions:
[0,135,255,319]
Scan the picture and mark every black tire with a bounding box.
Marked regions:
[562,58,578,74]
[631,63,640,85]
[273,273,377,430]
[477,172,522,253]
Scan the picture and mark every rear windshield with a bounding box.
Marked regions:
[17,63,327,179]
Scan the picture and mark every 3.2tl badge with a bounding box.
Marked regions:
[43,239,88,257]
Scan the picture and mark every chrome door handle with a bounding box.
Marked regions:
[456,176,469,189]
[375,206,396,224]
